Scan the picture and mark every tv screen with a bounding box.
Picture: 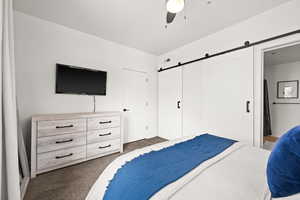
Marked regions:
[56,64,107,95]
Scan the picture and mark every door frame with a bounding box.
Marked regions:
[254,34,300,148]
[122,68,148,143]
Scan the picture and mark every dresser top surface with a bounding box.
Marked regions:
[32,111,121,121]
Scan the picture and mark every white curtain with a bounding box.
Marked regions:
[1,0,21,199]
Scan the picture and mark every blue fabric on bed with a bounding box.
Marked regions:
[103,134,236,200]
[267,126,300,198]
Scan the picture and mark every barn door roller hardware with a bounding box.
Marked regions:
[158,29,300,72]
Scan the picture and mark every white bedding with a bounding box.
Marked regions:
[85,135,299,200]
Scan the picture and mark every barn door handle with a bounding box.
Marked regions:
[177,101,181,109]
[246,101,250,113]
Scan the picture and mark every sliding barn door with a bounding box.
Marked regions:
[158,68,182,140]
[183,48,254,144]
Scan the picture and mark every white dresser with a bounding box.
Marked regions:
[31,112,123,178]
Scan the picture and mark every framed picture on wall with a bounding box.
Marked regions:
[277,80,299,99]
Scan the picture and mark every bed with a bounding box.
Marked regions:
[86,134,300,200]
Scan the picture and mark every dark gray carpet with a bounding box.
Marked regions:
[24,137,167,200]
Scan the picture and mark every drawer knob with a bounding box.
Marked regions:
[99,133,112,137]
[56,125,74,129]
[55,153,73,159]
[55,139,74,144]
[98,144,111,149]
[99,121,112,124]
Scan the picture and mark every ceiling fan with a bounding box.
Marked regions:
[166,0,185,24]
[165,0,211,25]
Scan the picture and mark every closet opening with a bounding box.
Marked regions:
[263,43,300,150]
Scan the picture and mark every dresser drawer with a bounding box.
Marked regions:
[87,139,120,158]
[87,127,120,144]
[37,132,86,153]
[38,119,85,137]
[37,146,86,171]
[87,116,120,131]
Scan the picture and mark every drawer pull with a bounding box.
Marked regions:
[98,144,111,149]
[99,121,112,124]
[55,139,74,144]
[99,133,112,137]
[56,125,74,129]
[55,153,73,159]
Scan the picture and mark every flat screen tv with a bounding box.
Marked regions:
[56,64,107,95]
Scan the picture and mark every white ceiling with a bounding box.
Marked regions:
[13,0,291,55]
[265,44,300,66]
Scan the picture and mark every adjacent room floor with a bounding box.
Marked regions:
[24,137,167,200]
[263,136,278,150]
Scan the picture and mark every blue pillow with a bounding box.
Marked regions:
[267,126,300,198]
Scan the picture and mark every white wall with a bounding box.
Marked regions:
[159,0,300,67]
[14,11,158,153]
[265,61,300,137]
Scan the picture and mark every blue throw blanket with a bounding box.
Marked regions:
[104,134,236,200]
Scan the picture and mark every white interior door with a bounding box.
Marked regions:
[123,69,147,143]
[158,68,182,140]
[183,48,254,144]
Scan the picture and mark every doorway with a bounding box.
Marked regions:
[262,44,300,150]
[122,68,148,143]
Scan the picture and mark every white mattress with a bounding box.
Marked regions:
[85,135,299,200]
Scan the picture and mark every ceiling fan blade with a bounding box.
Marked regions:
[166,12,176,24]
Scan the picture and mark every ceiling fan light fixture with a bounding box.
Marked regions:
[166,0,185,13]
